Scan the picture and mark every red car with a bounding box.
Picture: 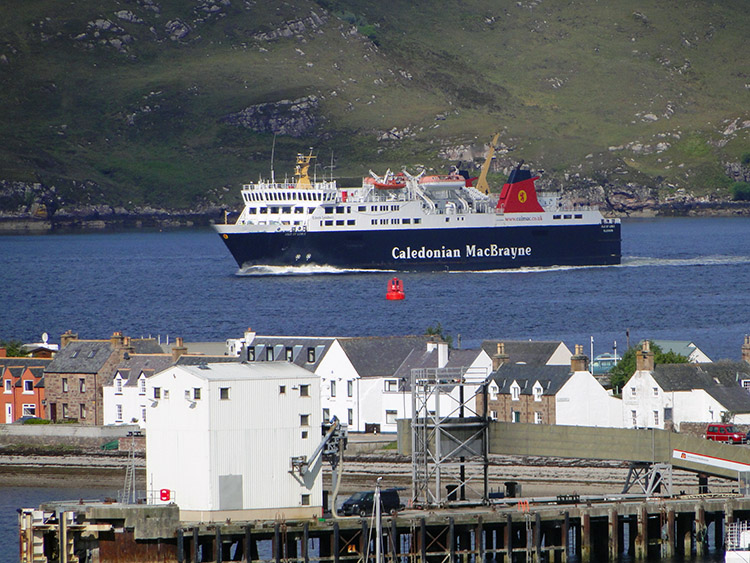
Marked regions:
[706,423,745,444]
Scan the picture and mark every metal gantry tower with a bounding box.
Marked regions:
[410,366,489,507]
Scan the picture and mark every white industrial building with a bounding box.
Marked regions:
[146,361,322,522]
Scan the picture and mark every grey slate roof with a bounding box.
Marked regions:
[704,385,750,414]
[130,339,165,354]
[651,362,750,392]
[176,354,242,367]
[241,337,335,371]
[488,364,573,396]
[0,358,52,373]
[109,354,175,386]
[481,340,565,367]
[338,336,432,378]
[45,341,115,374]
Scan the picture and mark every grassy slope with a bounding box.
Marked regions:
[0,0,748,210]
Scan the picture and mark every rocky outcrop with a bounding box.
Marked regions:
[223,96,320,137]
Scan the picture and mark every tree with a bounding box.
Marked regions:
[0,339,28,357]
[425,322,453,348]
[609,341,688,391]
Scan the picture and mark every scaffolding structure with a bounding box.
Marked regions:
[410,366,489,506]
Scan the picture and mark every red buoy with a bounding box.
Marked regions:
[386,277,405,300]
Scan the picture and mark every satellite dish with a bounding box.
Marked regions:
[42,332,49,344]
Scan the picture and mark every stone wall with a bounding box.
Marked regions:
[0,423,140,449]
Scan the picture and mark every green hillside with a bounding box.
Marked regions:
[1,0,748,213]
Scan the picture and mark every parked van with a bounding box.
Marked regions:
[706,423,745,444]
[337,488,403,516]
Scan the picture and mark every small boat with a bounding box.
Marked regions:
[591,353,621,375]
[372,171,407,190]
[418,175,466,190]
[726,521,750,562]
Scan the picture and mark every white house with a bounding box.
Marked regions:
[146,362,321,522]
[622,342,750,430]
[481,340,573,366]
[650,340,712,363]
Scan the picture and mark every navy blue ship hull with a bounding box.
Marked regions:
[218,222,621,271]
[222,223,620,271]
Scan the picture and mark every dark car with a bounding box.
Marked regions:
[337,488,403,517]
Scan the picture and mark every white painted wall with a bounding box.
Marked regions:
[547,343,574,366]
[103,373,149,429]
[555,370,622,427]
[315,341,360,429]
[146,362,321,519]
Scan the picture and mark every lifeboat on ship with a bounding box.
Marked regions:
[418,175,466,191]
[373,172,407,190]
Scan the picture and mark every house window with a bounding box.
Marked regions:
[653,410,659,426]
[348,408,353,425]
[62,378,69,393]
[511,383,520,401]
[511,410,520,423]
[23,380,34,393]
[386,410,398,424]
[266,347,274,361]
[22,404,36,417]
[164,390,169,399]
[652,387,658,397]
[323,408,330,421]
[489,383,498,401]
[3,379,10,393]
[347,381,353,397]
[279,385,286,394]
[80,378,86,393]
[302,430,308,439]
[631,410,637,427]
[534,412,543,424]
[220,387,230,400]
[153,387,161,399]
[300,384,310,397]
[247,348,255,361]
[384,379,399,393]
[62,403,69,418]
[664,407,673,421]
[307,348,316,363]
[116,404,123,422]
[141,407,147,422]
[300,414,310,426]
[301,494,310,506]
[330,381,337,397]
[285,347,293,361]
[115,378,122,395]
[193,388,201,400]
[490,410,498,420]
[80,404,86,419]
[139,378,146,395]
[630,387,636,397]
[533,384,542,402]
[742,380,750,391]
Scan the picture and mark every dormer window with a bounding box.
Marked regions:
[247,348,256,361]
[307,348,316,363]
[510,381,520,401]
[532,382,543,402]
[489,382,499,401]
[266,346,274,361]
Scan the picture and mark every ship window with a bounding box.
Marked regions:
[325,220,333,226]
[347,220,355,225]
[553,215,561,219]
[336,220,344,226]
[248,207,256,214]
[336,207,345,214]
[294,207,303,213]
[259,207,268,214]
[271,207,280,213]
[391,219,399,224]
[380,219,388,225]
[308,208,316,213]
[283,206,292,213]
[564,214,572,219]
[380,205,388,211]
[445,217,450,222]
[371,219,377,225]
[324,206,334,213]
[575,214,583,219]
[403,218,411,224]
[391,205,399,211]
[358,206,366,212]
[371,206,377,211]
[414,218,421,224]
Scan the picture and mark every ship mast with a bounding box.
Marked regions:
[295,149,315,189]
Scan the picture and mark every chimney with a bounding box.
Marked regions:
[570,344,589,372]
[437,341,449,368]
[110,331,126,348]
[492,342,509,371]
[172,337,187,362]
[743,335,750,365]
[426,339,437,352]
[636,340,655,372]
[244,327,257,345]
[0,347,5,358]
[60,330,78,348]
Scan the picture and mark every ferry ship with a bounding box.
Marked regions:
[214,148,621,271]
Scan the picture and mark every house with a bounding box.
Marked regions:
[238,330,436,432]
[479,345,622,427]
[481,340,572,366]
[44,331,163,425]
[1,357,51,423]
[650,340,712,363]
[146,362,321,521]
[622,341,750,430]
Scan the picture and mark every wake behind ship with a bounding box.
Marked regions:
[214,149,621,272]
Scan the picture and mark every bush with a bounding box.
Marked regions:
[731,181,750,201]
[24,418,51,424]
[741,152,750,166]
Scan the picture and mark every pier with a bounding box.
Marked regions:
[19,494,750,563]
